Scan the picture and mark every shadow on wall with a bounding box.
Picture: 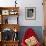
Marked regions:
[18,26,43,44]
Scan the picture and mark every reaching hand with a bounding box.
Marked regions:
[25,36,38,46]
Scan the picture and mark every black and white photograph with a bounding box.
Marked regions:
[25,7,36,20]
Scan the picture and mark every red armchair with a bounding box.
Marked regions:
[21,28,41,46]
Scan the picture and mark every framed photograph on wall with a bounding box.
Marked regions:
[2,10,9,15]
[25,7,36,20]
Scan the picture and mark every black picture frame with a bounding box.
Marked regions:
[25,7,36,20]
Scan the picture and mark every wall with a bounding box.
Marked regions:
[0,0,44,26]
[18,0,44,26]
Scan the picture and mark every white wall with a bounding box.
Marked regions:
[0,0,44,26]
[18,0,44,26]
